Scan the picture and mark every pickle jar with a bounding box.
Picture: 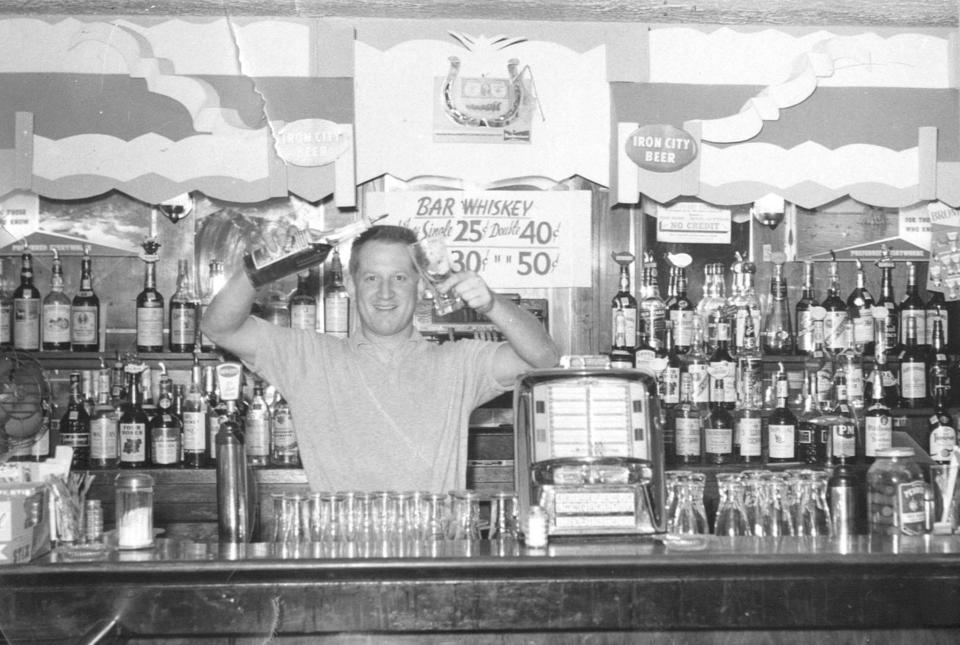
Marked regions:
[866,447,927,536]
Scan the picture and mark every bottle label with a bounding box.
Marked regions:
[59,432,90,450]
[662,366,680,404]
[13,298,40,350]
[207,413,221,459]
[930,426,957,462]
[687,364,709,403]
[42,302,71,344]
[0,301,11,345]
[853,313,875,345]
[71,304,98,344]
[137,307,164,347]
[291,304,318,331]
[614,307,637,344]
[737,417,762,457]
[708,361,736,404]
[245,416,270,457]
[824,311,849,350]
[670,309,694,347]
[90,417,118,460]
[324,297,350,338]
[272,414,297,450]
[152,427,180,465]
[831,422,856,459]
[704,425,732,455]
[900,310,926,346]
[768,423,796,459]
[170,307,197,346]
[900,362,927,399]
[897,481,927,533]
[119,422,147,463]
[182,411,206,451]
[865,415,892,457]
[796,311,813,352]
[674,417,701,457]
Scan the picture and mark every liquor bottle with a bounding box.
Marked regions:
[71,246,100,352]
[795,261,817,356]
[324,249,350,338]
[242,224,335,289]
[136,260,164,353]
[59,371,90,470]
[683,315,710,408]
[110,352,127,405]
[925,289,950,354]
[697,263,727,353]
[638,252,667,351]
[169,258,199,353]
[270,392,301,467]
[767,369,798,464]
[140,367,158,423]
[89,370,119,469]
[41,249,71,351]
[863,369,893,463]
[661,321,682,408]
[611,252,638,354]
[821,254,849,353]
[836,343,865,412]
[290,270,318,332]
[798,371,828,465]
[898,261,927,349]
[181,354,208,468]
[875,248,899,357]
[668,266,695,353]
[244,379,271,467]
[609,309,636,369]
[830,371,861,465]
[203,365,222,465]
[863,311,900,408]
[13,247,41,351]
[0,259,12,351]
[898,316,929,408]
[735,311,763,408]
[704,379,735,464]
[804,316,834,410]
[761,251,794,355]
[673,373,702,466]
[664,266,679,310]
[929,317,951,399]
[118,371,150,468]
[199,259,226,353]
[731,258,762,355]
[634,318,657,370]
[708,321,737,409]
[846,259,875,355]
[735,381,763,465]
[150,375,182,467]
[928,384,957,464]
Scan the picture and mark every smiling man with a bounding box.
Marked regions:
[201,224,559,492]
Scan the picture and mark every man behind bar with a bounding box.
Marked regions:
[201,224,559,492]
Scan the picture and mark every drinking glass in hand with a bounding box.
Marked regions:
[409,236,466,316]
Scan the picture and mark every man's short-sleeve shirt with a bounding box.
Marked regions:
[243,318,508,492]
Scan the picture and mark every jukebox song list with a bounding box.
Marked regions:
[371,190,592,289]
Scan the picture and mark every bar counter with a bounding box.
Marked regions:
[2,534,960,644]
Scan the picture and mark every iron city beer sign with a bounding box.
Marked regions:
[625,124,698,173]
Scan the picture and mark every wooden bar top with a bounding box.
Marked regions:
[2,535,960,643]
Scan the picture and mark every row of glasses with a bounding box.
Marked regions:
[270,489,519,558]
[666,468,832,537]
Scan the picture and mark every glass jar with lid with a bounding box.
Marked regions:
[866,447,927,536]
[115,472,155,549]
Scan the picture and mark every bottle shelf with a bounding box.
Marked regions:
[7,350,225,371]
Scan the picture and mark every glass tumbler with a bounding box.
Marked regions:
[408,236,465,316]
[488,491,519,540]
[714,473,751,536]
[447,490,481,541]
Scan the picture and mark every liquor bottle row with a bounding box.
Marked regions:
[664,359,957,470]
[0,244,351,355]
[610,247,952,362]
[12,355,301,471]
